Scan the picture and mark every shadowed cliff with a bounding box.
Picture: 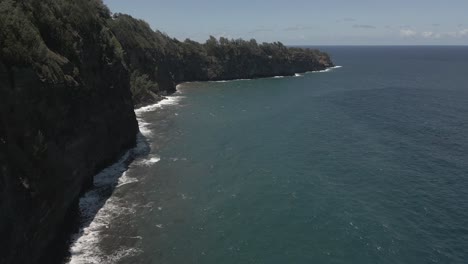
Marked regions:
[0,1,138,263]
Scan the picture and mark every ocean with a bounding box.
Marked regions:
[67,46,468,264]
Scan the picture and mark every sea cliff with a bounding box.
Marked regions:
[0,1,138,263]
[0,1,333,263]
[108,13,334,108]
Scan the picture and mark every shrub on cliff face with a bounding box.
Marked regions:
[0,0,46,66]
[108,13,179,106]
[0,0,121,85]
[130,70,160,105]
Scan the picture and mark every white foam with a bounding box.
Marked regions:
[202,73,311,84]
[308,65,343,73]
[178,67,342,87]
[116,171,138,188]
[68,133,149,264]
[208,78,252,83]
[134,155,161,166]
[136,118,152,137]
[135,94,184,137]
[147,157,161,164]
[69,88,184,263]
[134,95,183,115]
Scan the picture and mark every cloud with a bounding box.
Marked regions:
[421,31,433,38]
[418,29,468,39]
[421,31,440,38]
[438,29,468,38]
[446,31,458,37]
[353,24,376,29]
[432,23,440,27]
[459,29,468,36]
[336,17,356,23]
[400,29,417,37]
[399,25,414,30]
[283,25,315,31]
[247,28,273,34]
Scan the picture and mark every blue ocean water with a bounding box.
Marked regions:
[68,46,468,264]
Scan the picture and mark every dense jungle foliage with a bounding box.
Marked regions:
[1,1,332,107]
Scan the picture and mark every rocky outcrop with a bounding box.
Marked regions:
[0,1,138,263]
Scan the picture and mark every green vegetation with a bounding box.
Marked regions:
[1,1,332,107]
[108,13,179,105]
[0,0,118,85]
[130,70,160,104]
[108,13,333,107]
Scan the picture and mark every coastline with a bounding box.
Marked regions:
[63,94,183,263]
[144,65,342,108]
[188,65,341,84]
[61,64,342,263]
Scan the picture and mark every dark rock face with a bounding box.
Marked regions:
[0,1,138,263]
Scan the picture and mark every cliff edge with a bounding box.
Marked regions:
[0,1,138,263]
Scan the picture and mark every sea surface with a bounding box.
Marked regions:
[68,46,468,264]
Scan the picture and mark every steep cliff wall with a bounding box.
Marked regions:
[0,1,138,263]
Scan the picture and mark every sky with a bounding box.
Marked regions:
[103,0,468,45]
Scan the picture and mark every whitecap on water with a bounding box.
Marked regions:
[136,118,152,137]
[134,95,184,115]
[134,155,161,166]
[135,93,184,137]
[116,171,138,188]
[308,65,343,73]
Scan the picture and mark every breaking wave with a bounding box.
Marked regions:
[308,65,343,73]
[134,95,184,114]
[68,93,183,263]
[67,133,148,264]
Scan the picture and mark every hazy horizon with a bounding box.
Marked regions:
[104,0,468,45]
